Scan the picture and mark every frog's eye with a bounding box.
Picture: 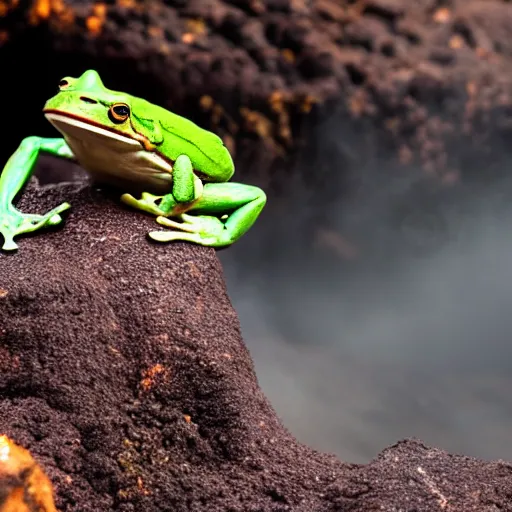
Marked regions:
[58,79,69,89]
[109,103,130,124]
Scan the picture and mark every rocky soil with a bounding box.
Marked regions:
[0,180,511,511]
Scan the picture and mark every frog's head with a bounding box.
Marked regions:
[43,70,147,148]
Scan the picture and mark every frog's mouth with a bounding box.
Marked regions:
[44,110,143,148]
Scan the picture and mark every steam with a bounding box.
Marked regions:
[219,116,512,463]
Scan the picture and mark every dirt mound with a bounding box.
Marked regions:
[0,180,510,511]
[0,180,342,511]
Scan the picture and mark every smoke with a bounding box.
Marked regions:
[219,114,512,464]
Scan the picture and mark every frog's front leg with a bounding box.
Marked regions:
[0,137,74,251]
[149,182,266,248]
[120,154,203,217]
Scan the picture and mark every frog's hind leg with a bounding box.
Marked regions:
[149,182,266,248]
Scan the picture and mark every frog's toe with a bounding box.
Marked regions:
[121,192,167,216]
[25,212,64,228]
[20,204,69,232]
[155,215,196,233]
[46,202,71,222]
[149,214,226,247]
[158,214,224,234]
[0,202,70,252]
[1,234,18,251]
[148,230,210,245]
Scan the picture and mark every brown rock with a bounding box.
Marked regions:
[0,178,511,510]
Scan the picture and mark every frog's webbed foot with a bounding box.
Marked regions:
[121,176,203,218]
[125,182,266,248]
[0,203,70,251]
[149,214,227,247]
[147,182,266,248]
[120,192,170,217]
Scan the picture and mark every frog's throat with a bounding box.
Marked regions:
[44,110,152,150]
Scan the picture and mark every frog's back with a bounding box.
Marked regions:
[136,101,234,182]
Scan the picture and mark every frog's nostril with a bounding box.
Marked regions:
[80,96,97,104]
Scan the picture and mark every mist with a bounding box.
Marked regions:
[219,115,512,464]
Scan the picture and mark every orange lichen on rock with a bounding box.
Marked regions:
[0,0,19,18]
[31,0,50,19]
[199,95,239,135]
[181,18,207,44]
[86,2,107,36]
[240,107,273,139]
[86,15,102,35]
[140,363,166,391]
[181,32,195,44]
[449,34,465,50]
[92,2,106,17]
[268,90,288,114]
[136,477,150,496]
[281,49,295,63]
[299,94,318,114]
[199,95,214,110]
[267,91,294,144]
[184,18,207,36]
[28,0,74,27]
[0,435,57,512]
[148,25,164,39]
[433,7,451,24]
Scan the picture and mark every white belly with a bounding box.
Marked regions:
[45,113,174,194]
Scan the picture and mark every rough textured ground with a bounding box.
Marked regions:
[2,0,512,188]
[0,180,511,510]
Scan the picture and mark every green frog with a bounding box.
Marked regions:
[0,70,266,251]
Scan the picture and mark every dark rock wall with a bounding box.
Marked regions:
[2,0,512,191]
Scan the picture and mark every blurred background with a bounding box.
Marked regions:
[4,0,512,463]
